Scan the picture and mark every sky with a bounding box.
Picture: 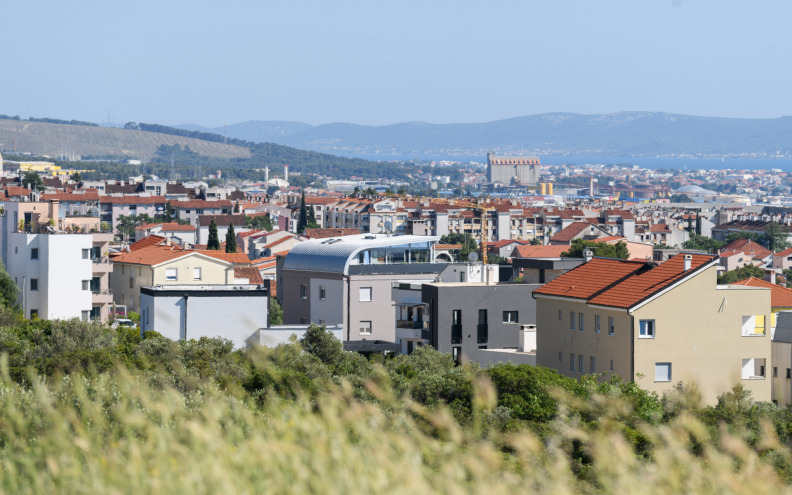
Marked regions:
[2,1,791,127]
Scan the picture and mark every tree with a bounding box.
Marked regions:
[561,239,629,259]
[246,215,273,231]
[297,192,308,234]
[0,261,19,311]
[225,223,237,253]
[683,234,724,252]
[763,222,791,252]
[21,172,44,191]
[530,238,542,245]
[669,194,692,203]
[207,218,220,250]
[269,298,283,325]
[307,205,319,229]
[717,265,765,284]
[440,233,478,261]
[299,324,345,369]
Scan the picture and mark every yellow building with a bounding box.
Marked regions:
[534,254,771,404]
[110,237,254,311]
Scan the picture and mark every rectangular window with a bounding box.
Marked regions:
[30,309,38,319]
[774,367,779,378]
[477,309,488,344]
[503,311,518,323]
[558,351,562,362]
[82,280,90,291]
[359,287,372,302]
[81,249,89,260]
[578,355,583,373]
[129,277,134,289]
[590,356,596,373]
[81,310,90,322]
[300,284,307,299]
[608,317,615,335]
[655,362,672,382]
[578,313,584,332]
[558,309,562,320]
[741,315,766,336]
[742,358,766,379]
[319,286,326,300]
[359,321,372,335]
[610,359,614,371]
[787,368,791,379]
[31,248,39,260]
[595,315,601,333]
[193,267,202,280]
[452,346,461,365]
[570,353,575,372]
[30,279,38,291]
[452,309,462,344]
[570,311,576,330]
[165,268,177,281]
[639,319,655,338]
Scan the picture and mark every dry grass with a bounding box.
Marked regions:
[0,119,250,161]
[0,361,789,494]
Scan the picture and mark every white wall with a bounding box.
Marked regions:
[140,289,269,349]
[255,324,343,348]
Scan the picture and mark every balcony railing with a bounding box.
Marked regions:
[91,289,113,295]
[477,324,488,344]
[397,319,424,329]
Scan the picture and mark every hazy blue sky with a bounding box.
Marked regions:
[3,1,791,127]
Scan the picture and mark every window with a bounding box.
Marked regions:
[610,359,614,371]
[741,315,766,336]
[590,356,596,373]
[558,351,562,362]
[359,321,372,335]
[595,315,601,333]
[570,353,575,372]
[82,280,90,291]
[81,311,90,322]
[655,362,672,382]
[81,249,89,260]
[129,277,134,289]
[452,347,461,365]
[742,358,766,379]
[639,319,655,338]
[477,309,488,343]
[558,309,562,320]
[30,279,38,291]
[608,317,615,335]
[570,311,576,330]
[578,355,583,373]
[30,309,38,319]
[165,268,177,281]
[452,309,462,344]
[578,313,584,331]
[300,284,307,299]
[319,286,326,300]
[31,248,39,260]
[787,368,791,379]
[503,311,518,323]
[359,287,372,302]
[774,367,779,378]
[193,267,202,281]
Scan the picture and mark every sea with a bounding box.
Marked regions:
[345,152,792,172]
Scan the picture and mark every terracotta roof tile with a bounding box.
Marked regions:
[170,199,233,209]
[234,266,265,284]
[196,250,250,263]
[112,244,188,265]
[100,196,166,205]
[512,244,570,258]
[303,228,360,239]
[729,277,792,308]
[197,214,245,227]
[550,222,592,242]
[128,235,167,251]
[534,253,717,309]
[720,238,773,259]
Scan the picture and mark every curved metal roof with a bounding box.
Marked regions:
[283,234,439,275]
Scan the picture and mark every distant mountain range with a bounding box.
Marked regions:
[175,112,792,159]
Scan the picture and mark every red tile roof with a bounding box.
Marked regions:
[550,222,593,242]
[5,186,30,197]
[112,244,188,265]
[729,277,792,308]
[649,223,671,233]
[775,247,792,258]
[100,196,166,205]
[511,244,570,258]
[234,266,265,284]
[303,228,360,239]
[170,199,233,209]
[720,238,773,260]
[41,190,100,201]
[135,222,196,232]
[196,250,251,263]
[534,253,717,309]
[128,235,167,251]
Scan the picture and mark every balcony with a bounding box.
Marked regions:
[92,259,112,274]
[477,323,489,344]
[92,289,113,304]
[397,319,424,329]
[451,324,462,344]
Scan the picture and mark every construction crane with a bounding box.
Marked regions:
[386,194,495,263]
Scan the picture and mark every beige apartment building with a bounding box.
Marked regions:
[110,241,251,311]
[534,253,771,404]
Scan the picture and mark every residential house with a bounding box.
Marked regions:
[534,254,771,404]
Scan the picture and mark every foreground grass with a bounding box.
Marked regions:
[0,360,789,495]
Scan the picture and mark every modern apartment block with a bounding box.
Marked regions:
[534,253,772,404]
[0,199,114,321]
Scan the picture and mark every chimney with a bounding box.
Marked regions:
[683,253,692,271]
[583,249,594,262]
[767,269,777,285]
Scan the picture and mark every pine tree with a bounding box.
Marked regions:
[207,218,220,250]
[225,223,237,253]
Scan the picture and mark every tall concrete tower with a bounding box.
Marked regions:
[284,164,289,183]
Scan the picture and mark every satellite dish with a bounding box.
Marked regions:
[467,252,479,262]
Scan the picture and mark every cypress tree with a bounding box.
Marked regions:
[225,223,237,253]
[298,192,308,234]
[207,218,220,250]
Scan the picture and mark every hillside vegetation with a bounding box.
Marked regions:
[0,309,792,492]
[0,118,251,161]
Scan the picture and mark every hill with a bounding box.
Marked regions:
[0,118,251,161]
[179,112,792,158]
